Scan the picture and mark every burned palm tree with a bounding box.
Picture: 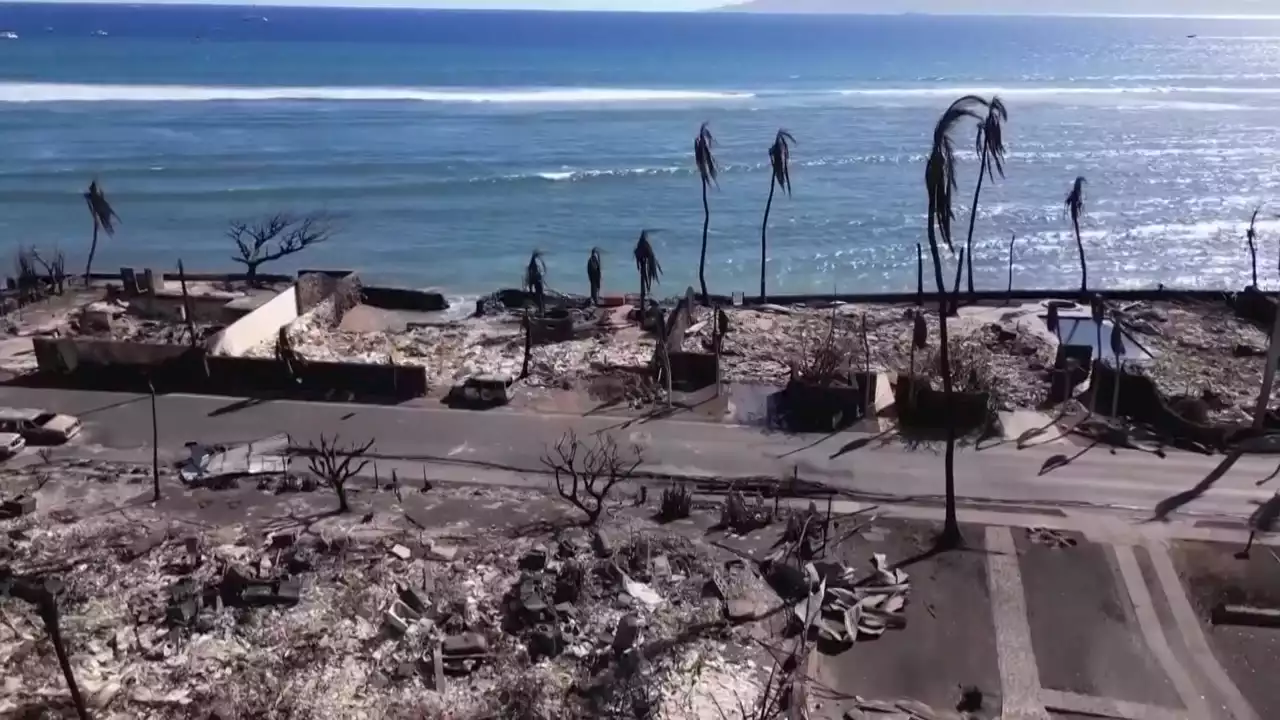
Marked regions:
[964,97,1009,294]
[586,247,603,305]
[634,230,663,320]
[523,250,547,316]
[1247,206,1261,289]
[925,94,988,548]
[83,179,120,284]
[760,129,795,303]
[695,122,718,304]
[1066,176,1088,294]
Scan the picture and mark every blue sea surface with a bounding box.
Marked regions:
[0,4,1279,299]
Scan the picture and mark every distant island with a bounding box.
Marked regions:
[714,0,1279,15]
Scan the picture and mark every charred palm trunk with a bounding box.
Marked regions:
[43,599,89,720]
[964,149,989,296]
[83,222,99,285]
[926,215,961,546]
[916,244,924,307]
[1074,217,1087,295]
[1006,235,1016,300]
[699,180,711,305]
[950,250,965,316]
[149,378,160,502]
[760,178,776,303]
[1249,237,1258,288]
[520,310,532,380]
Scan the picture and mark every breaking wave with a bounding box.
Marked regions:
[495,166,684,183]
[836,85,1280,97]
[0,82,756,104]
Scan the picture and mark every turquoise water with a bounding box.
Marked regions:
[1,4,1280,298]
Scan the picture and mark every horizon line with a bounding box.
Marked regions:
[3,2,1280,19]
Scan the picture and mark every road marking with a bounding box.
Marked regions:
[1040,689,1187,720]
[1111,544,1210,720]
[984,526,1049,720]
[1145,539,1260,720]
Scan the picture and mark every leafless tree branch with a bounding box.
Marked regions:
[227,213,332,284]
[541,431,642,525]
[305,434,375,514]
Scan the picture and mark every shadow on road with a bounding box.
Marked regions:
[1148,451,1243,523]
[207,397,268,418]
[828,428,897,460]
[77,395,147,418]
[1037,441,1099,476]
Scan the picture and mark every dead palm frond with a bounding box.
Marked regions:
[695,122,718,188]
[634,230,663,317]
[83,178,120,283]
[523,249,547,315]
[926,95,987,255]
[1066,176,1088,293]
[587,247,602,305]
[768,129,795,196]
[964,96,1009,293]
[1248,206,1261,289]
[84,179,119,236]
[760,129,796,303]
[696,122,718,303]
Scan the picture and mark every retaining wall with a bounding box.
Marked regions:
[29,337,427,401]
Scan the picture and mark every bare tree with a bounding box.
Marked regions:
[227,213,332,286]
[306,435,375,514]
[541,431,642,525]
[14,246,41,306]
[31,248,66,296]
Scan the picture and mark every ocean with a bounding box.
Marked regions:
[0,4,1279,300]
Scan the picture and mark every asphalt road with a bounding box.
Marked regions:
[3,386,1278,520]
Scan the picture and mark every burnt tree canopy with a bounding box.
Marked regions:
[227,213,332,283]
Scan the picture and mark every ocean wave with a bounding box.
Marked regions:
[0,82,756,104]
[500,166,684,183]
[836,86,1280,97]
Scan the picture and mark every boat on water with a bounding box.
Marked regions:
[0,31,18,40]
[92,29,109,37]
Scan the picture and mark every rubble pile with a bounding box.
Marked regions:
[0,508,770,719]
[1119,299,1280,423]
[681,303,921,384]
[248,299,657,390]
